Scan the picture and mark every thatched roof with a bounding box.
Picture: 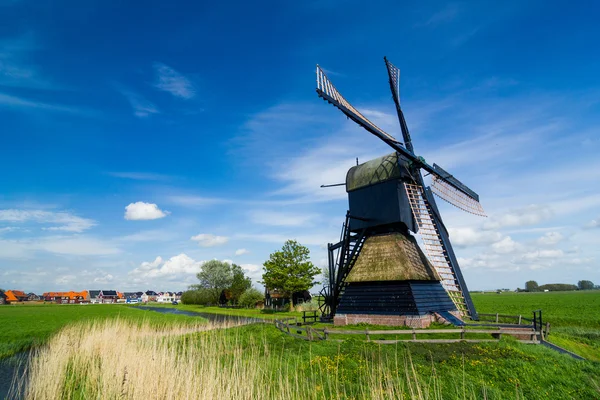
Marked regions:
[346,233,440,282]
[346,152,401,192]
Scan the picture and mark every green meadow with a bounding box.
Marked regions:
[0,303,206,359]
[3,291,600,399]
[472,290,600,361]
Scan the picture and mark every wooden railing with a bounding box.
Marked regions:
[274,318,540,344]
[477,313,533,325]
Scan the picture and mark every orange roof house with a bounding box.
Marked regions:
[42,291,89,301]
[5,290,28,303]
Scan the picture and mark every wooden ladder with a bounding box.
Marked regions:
[404,183,470,317]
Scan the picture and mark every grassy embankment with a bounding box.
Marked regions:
[5,291,600,398]
[472,291,600,361]
[0,303,207,359]
[13,319,600,399]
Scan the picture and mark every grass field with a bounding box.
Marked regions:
[13,319,600,400]
[132,303,304,320]
[472,290,600,361]
[0,303,207,359]
[3,291,600,398]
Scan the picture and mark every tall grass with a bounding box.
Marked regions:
[13,319,445,400]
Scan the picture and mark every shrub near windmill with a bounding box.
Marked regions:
[316,58,486,327]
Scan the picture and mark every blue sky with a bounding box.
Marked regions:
[1,0,599,293]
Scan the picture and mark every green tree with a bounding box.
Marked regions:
[238,287,264,308]
[578,280,595,290]
[229,264,252,304]
[195,260,234,303]
[181,288,213,305]
[525,280,539,292]
[262,240,320,308]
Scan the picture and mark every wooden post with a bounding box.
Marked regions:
[412,328,416,340]
[518,315,522,325]
[365,328,370,342]
[546,322,551,336]
[460,327,465,340]
[495,313,499,323]
[307,327,313,341]
[324,328,329,340]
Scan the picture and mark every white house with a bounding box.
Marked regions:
[157,292,177,303]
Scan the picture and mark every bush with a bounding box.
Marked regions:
[238,288,264,308]
[181,289,213,305]
[294,299,319,312]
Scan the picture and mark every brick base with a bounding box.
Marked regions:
[334,313,436,328]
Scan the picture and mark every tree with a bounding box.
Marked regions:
[238,288,264,308]
[181,288,213,305]
[195,260,234,303]
[262,240,320,308]
[525,280,539,292]
[229,264,252,304]
[578,280,595,290]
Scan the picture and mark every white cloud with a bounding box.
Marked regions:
[153,63,195,99]
[484,205,553,230]
[0,209,95,232]
[124,202,169,221]
[448,227,503,247]
[190,233,229,247]
[491,236,521,254]
[235,248,249,256]
[521,249,564,260]
[537,232,564,246]
[130,254,203,279]
[93,273,114,284]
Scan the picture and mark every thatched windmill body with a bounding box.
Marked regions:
[317,58,486,327]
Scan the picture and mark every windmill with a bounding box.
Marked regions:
[316,58,486,326]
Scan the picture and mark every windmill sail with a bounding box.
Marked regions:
[431,175,487,217]
[404,183,477,319]
[316,65,483,208]
[316,65,399,143]
[384,57,414,153]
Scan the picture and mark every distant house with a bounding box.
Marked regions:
[98,290,119,303]
[5,290,29,303]
[0,290,6,305]
[141,290,158,303]
[28,293,41,301]
[88,290,101,303]
[42,291,89,304]
[123,292,141,303]
[157,292,177,303]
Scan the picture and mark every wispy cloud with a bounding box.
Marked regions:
[418,4,460,27]
[248,210,319,227]
[190,233,229,247]
[0,209,96,232]
[153,63,195,99]
[119,89,159,118]
[108,171,173,181]
[0,92,85,113]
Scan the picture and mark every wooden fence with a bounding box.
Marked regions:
[477,313,533,325]
[274,318,541,344]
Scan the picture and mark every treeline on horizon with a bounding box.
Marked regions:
[519,279,597,292]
